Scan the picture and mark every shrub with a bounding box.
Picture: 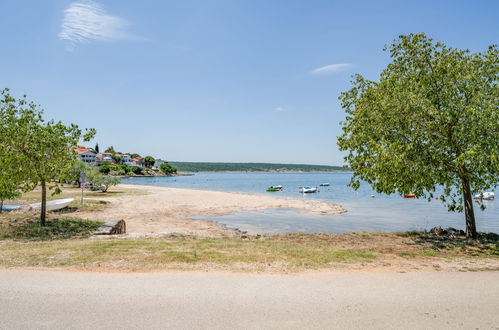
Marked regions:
[160,163,177,175]
[87,168,121,192]
[130,166,143,175]
[0,218,103,240]
[99,164,111,174]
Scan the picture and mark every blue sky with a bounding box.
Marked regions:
[1,0,497,165]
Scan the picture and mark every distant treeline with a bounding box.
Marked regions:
[168,162,349,172]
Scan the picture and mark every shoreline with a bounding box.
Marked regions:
[73,184,346,237]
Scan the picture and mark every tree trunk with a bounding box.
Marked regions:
[461,177,477,239]
[0,200,3,213]
[40,180,47,226]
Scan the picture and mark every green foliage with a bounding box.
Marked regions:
[67,160,88,185]
[168,162,348,172]
[111,155,123,165]
[129,153,141,159]
[104,146,115,154]
[0,88,95,225]
[94,143,99,153]
[99,164,111,174]
[143,156,155,168]
[0,218,103,240]
[130,166,143,175]
[337,33,498,237]
[159,163,177,175]
[87,167,120,192]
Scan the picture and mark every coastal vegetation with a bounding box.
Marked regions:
[168,161,348,172]
[159,163,178,175]
[338,33,498,238]
[0,232,497,272]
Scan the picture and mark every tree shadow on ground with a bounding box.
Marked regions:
[399,231,499,256]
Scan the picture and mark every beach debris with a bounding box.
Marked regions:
[429,226,465,237]
[94,219,126,235]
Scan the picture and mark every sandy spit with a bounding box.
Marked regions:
[74,184,346,237]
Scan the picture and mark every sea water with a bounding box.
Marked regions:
[121,172,498,234]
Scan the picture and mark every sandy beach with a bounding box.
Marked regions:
[75,184,346,237]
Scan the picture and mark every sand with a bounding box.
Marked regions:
[74,184,346,237]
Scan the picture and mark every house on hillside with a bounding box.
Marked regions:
[95,152,114,164]
[76,148,96,163]
[122,154,132,165]
[131,156,144,167]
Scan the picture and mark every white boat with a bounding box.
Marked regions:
[319,183,330,186]
[474,192,495,200]
[29,198,74,211]
[299,186,318,193]
[1,198,74,212]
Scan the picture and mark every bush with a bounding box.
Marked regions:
[0,218,103,240]
[160,163,177,175]
[130,166,143,175]
[87,167,121,192]
[99,164,111,174]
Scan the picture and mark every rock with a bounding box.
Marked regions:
[429,226,465,237]
[430,226,447,236]
[94,219,126,235]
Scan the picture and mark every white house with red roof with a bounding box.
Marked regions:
[75,148,96,163]
[131,156,144,167]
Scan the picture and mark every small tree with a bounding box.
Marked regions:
[105,146,115,154]
[160,163,177,175]
[67,160,89,186]
[338,34,498,238]
[99,164,111,174]
[94,143,100,153]
[87,167,120,192]
[111,155,123,164]
[130,166,143,175]
[144,156,155,168]
[1,89,95,225]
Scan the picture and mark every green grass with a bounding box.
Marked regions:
[0,229,497,272]
[0,218,103,241]
[0,236,377,271]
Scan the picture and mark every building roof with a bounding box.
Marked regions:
[76,148,94,155]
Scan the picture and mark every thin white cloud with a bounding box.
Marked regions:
[311,63,352,75]
[275,107,286,112]
[59,0,130,50]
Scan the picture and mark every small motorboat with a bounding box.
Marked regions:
[266,185,283,192]
[319,183,330,186]
[404,194,415,198]
[1,198,74,212]
[474,192,495,200]
[299,186,318,193]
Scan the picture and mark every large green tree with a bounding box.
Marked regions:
[0,89,95,225]
[338,34,498,238]
[143,156,155,168]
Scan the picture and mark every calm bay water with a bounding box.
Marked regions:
[121,172,498,234]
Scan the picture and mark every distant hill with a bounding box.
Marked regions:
[169,162,349,172]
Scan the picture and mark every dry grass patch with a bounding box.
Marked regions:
[0,232,497,273]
